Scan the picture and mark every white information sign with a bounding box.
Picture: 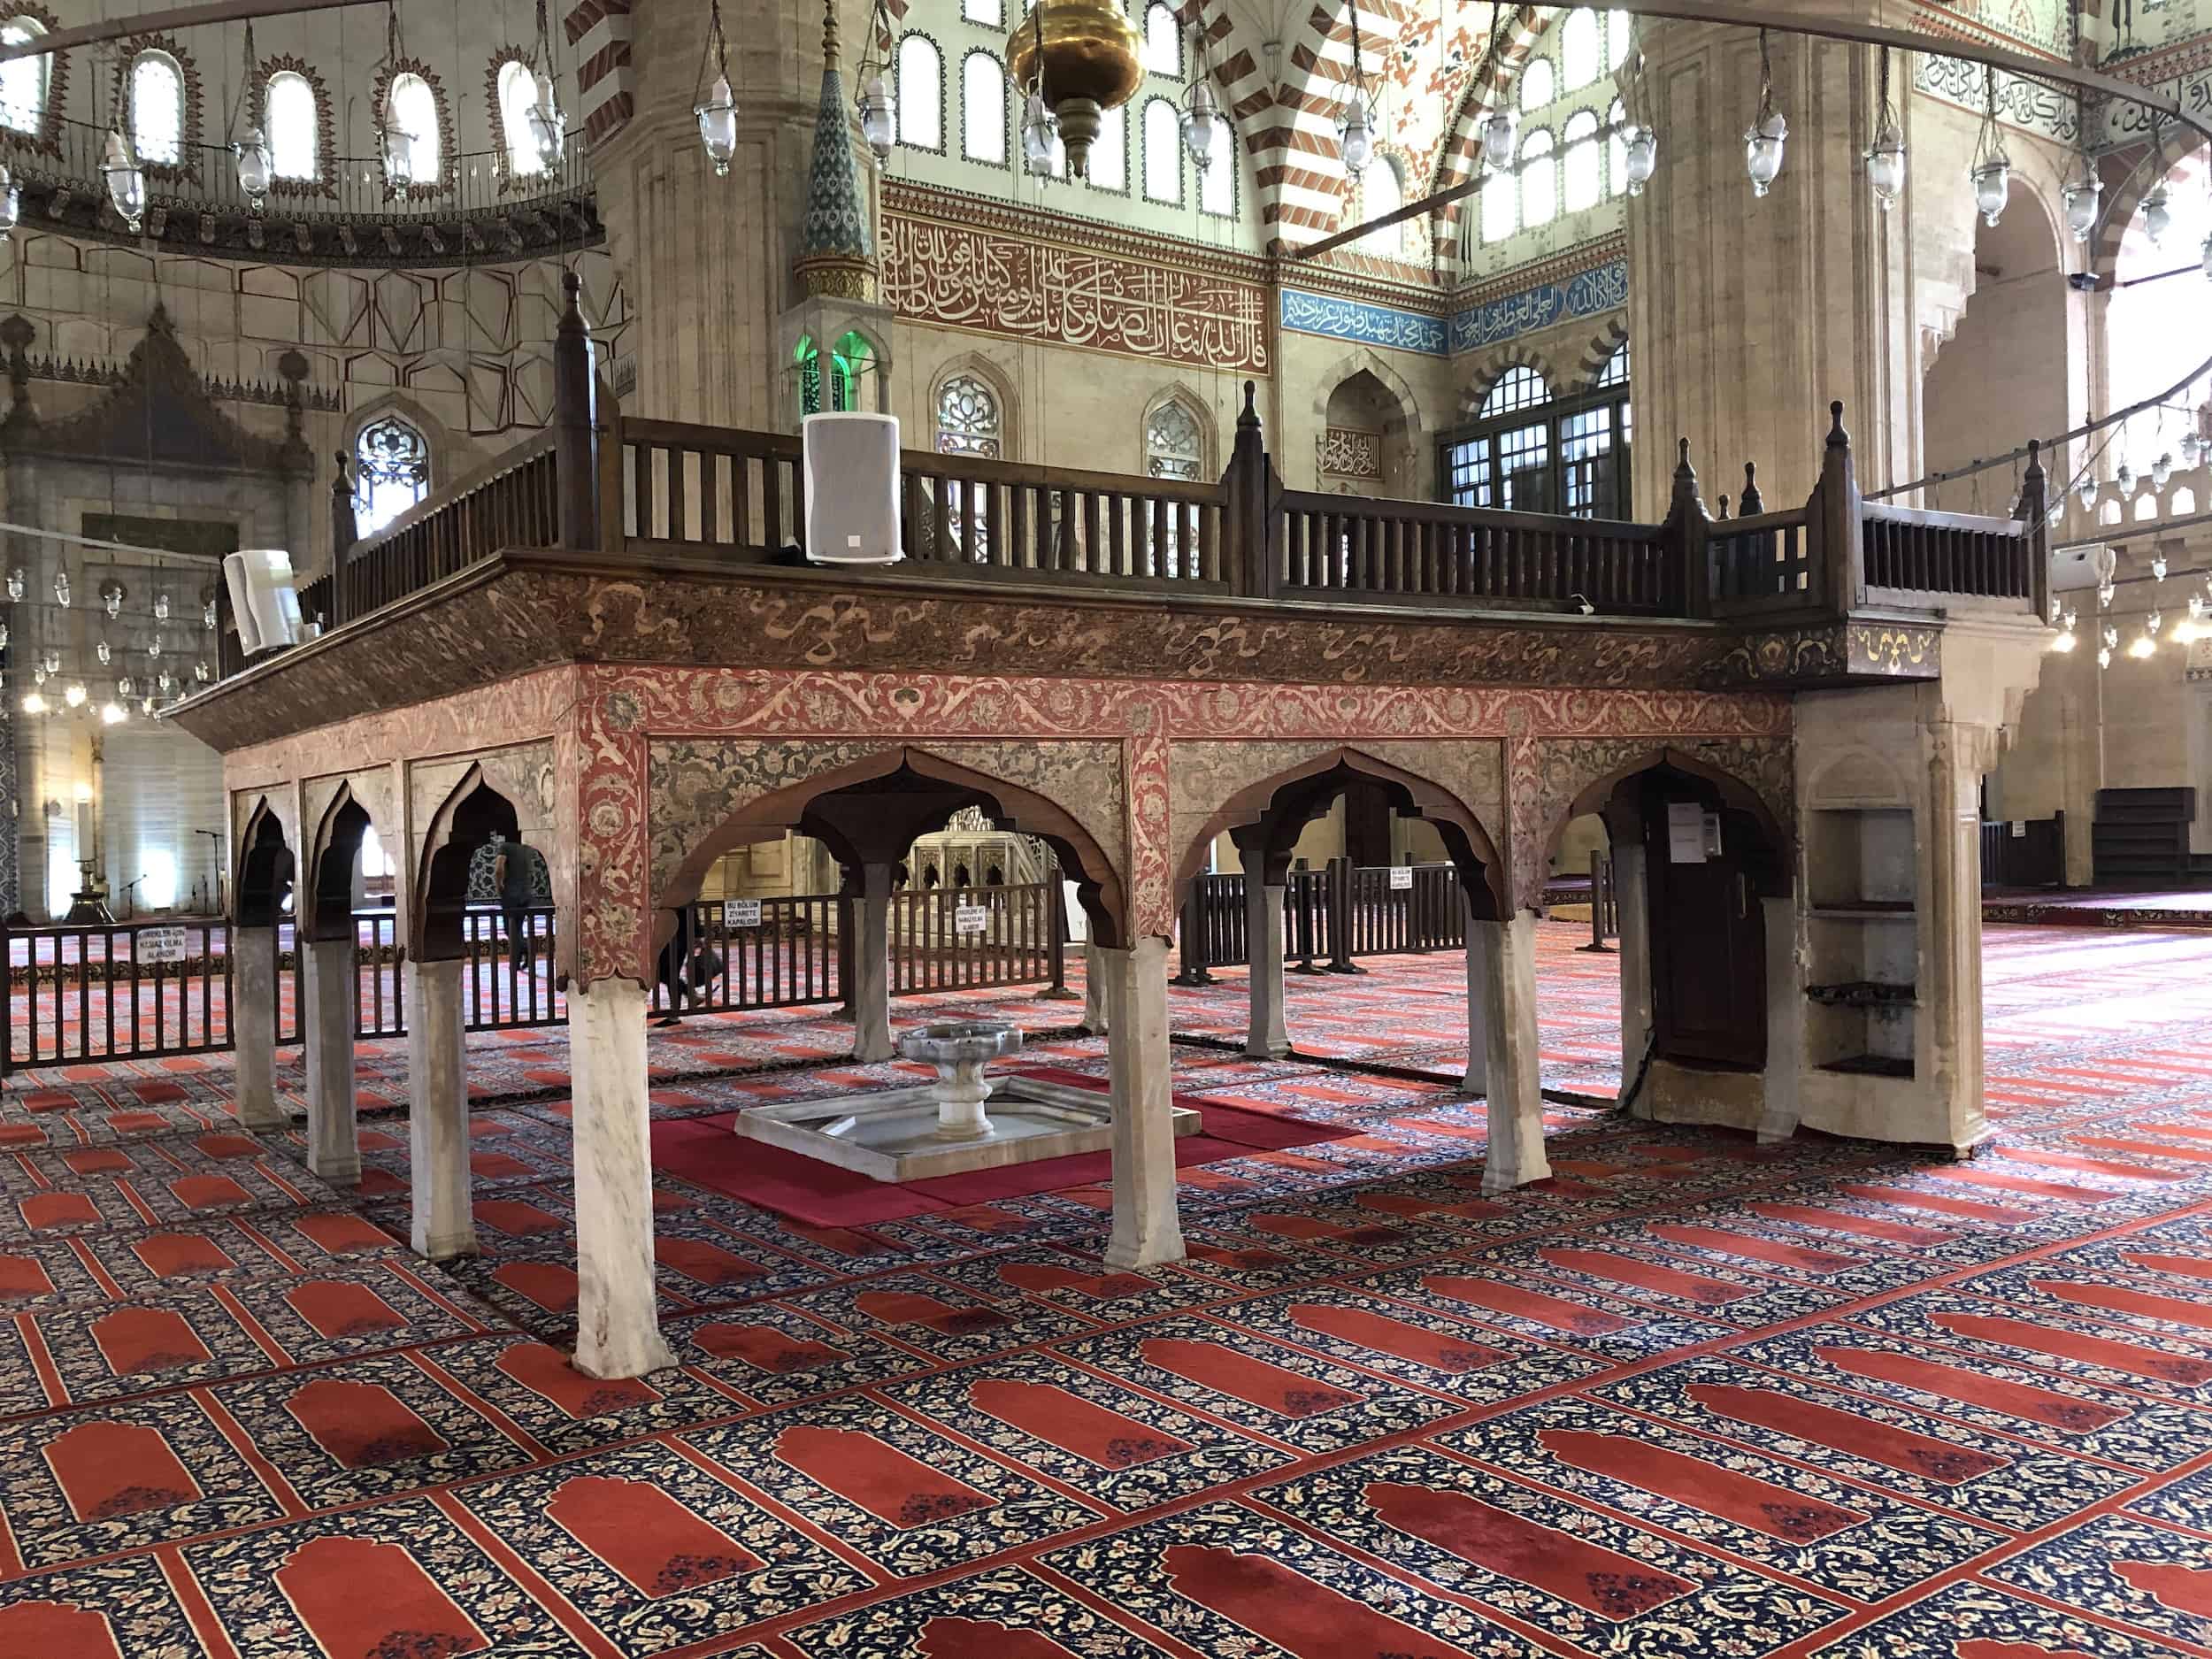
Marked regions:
[1387,865,1414,891]
[721,900,763,928]
[2010,820,2028,839]
[1666,802,1707,864]
[955,902,989,935]
[136,926,191,964]
[1703,810,1724,857]
[1061,879,1089,943]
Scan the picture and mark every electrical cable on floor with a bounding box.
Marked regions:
[1601,1030,1660,1120]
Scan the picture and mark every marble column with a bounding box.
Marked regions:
[300,935,359,1185]
[1477,912,1551,1193]
[232,926,283,1133]
[852,862,895,1064]
[1102,936,1184,1270]
[1757,894,1804,1144]
[406,958,476,1260]
[1243,873,1290,1059]
[1611,839,1655,1111]
[1924,718,1998,1156]
[568,977,679,1379]
[1080,941,1110,1035]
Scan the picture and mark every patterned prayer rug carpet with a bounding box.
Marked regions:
[3,921,2212,1658]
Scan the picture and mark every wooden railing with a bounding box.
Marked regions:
[1862,503,2036,601]
[235,362,2051,677]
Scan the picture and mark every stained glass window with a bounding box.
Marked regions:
[935,374,1002,455]
[1146,399,1203,479]
[795,332,877,417]
[266,70,317,180]
[131,50,184,166]
[355,415,430,534]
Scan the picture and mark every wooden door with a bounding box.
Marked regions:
[1641,792,1767,1070]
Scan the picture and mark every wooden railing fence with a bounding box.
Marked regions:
[1981,813,2067,889]
[228,314,2048,672]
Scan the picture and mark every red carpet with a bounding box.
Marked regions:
[649,1075,1353,1226]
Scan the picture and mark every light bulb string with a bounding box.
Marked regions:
[694,0,729,106]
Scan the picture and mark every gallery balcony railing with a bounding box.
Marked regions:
[4,115,598,263]
[230,281,2051,677]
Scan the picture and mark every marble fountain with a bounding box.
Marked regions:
[735,1020,1200,1181]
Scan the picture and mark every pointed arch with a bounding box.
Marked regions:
[1426,3,1551,233]
[1459,347,1560,419]
[234,796,296,927]
[1175,745,1507,920]
[413,764,526,961]
[657,745,1132,948]
[1576,317,1630,388]
[1556,743,1791,886]
[1142,384,1217,479]
[1310,346,1425,440]
[305,784,375,942]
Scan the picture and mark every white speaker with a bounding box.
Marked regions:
[223,549,303,655]
[803,411,904,565]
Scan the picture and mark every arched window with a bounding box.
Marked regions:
[1444,357,1630,517]
[387,71,440,183]
[935,373,1002,455]
[355,414,431,535]
[1197,114,1234,216]
[130,50,184,166]
[963,0,1002,22]
[1479,141,1516,243]
[497,58,543,175]
[1563,109,1601,211]
[1606,97,1627,192]
[1146,398,1204,479]
[1089,101,1127,189]
[1141,96,1180,202]
[961,51,1005,162]
[1561,9,1601,89]
[1519,55,1554,111]
[1519,127,1555,227]
[1479,365,1550,418]
[265,69,318,180]
[1608,9,1635,71]
[0,15,48,135]
[1595,337,1630,388]
[1141,1,1180,75]
[1357,154,1404,253]
[896,35,942,150]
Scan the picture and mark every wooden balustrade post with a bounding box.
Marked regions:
[553,271,600,552]
[1816,400,1863,614]
[595,373,626,552]
[2016,437,2049,619]
[1038,866,1079,1001]
[1662,437,1711,618]
[1578,850,1615,953]
[1325,856,1359,975]
[327,450,356,630]
[1223,380,1279,601]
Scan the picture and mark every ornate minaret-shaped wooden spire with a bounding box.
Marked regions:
[795,0,877,302]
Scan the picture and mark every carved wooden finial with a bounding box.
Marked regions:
[1740,460,1763,516]
[1827,400,1848,448]
[1239,380,1260,430]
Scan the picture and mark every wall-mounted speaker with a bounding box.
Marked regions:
[803,411,904,565]
[222,549,303,655]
